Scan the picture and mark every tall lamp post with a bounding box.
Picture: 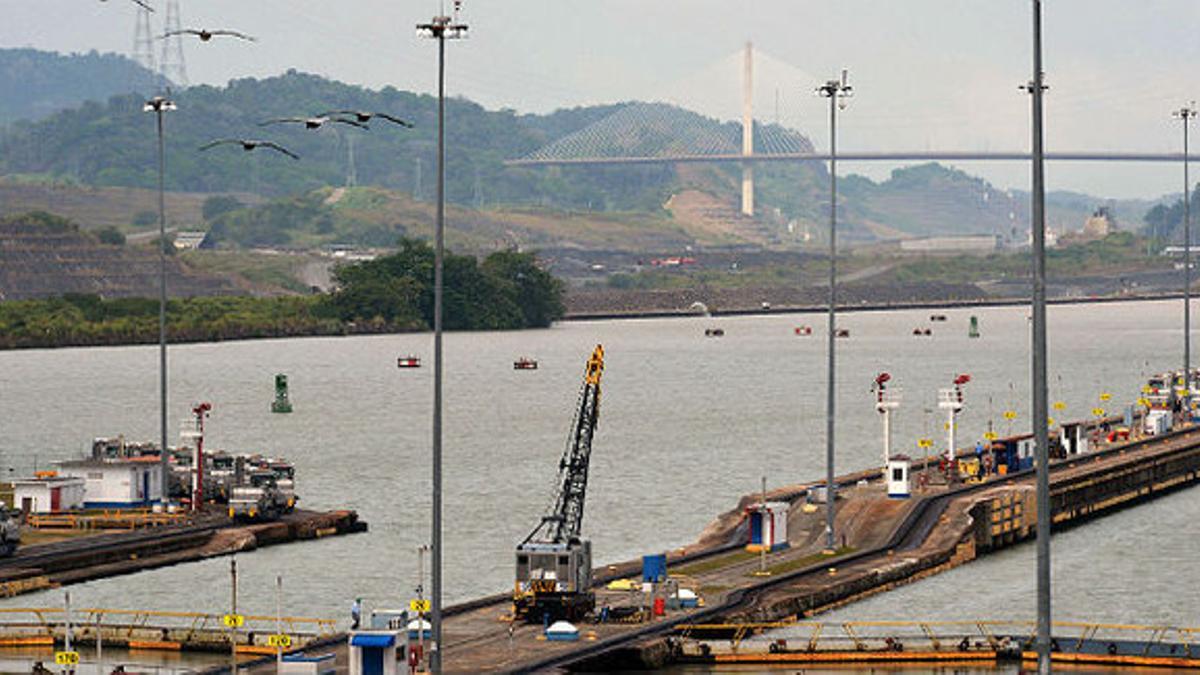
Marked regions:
[1024,1,1051,672]
[816,71,851,554]
[1174,104,1197,390]
[416,7,466,673]
[144,95,176,501]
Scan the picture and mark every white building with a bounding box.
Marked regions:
[11,476,86,513]
[57,458,163,508]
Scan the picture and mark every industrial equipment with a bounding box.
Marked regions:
[514,345,605,623]
[0,506,20,556]
[228,469,289,521]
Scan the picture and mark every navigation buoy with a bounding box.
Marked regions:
[271,374,293,413]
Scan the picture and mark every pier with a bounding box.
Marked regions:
[0,509,365,598]
[241,412,1200,673]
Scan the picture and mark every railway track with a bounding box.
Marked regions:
[496,424,1200,673]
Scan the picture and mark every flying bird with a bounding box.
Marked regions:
[161,28,256,42]
[102,0,154,11]
[198,139,299,160]
[317,110,413,128]
[259,116,367,130]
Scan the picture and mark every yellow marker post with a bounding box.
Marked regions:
[267,634,292,648]
[1053,401,1066,411]
[222,614,245,629]
[1092,408,1105,418]
[54,652,79,666]
[983,432,998,441]
[1100,392,1112,402]
[410,599,431,614]
[917,438,933,449]
[1003,410,1017,420]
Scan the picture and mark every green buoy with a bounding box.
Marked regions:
[968,315,981,339]
[271,374,293,413]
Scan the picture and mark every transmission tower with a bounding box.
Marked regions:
[131,6,158,93]
[159,0,189,88]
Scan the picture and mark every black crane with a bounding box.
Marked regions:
[514,345,605,623]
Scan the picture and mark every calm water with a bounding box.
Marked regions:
[0,299,1196,632]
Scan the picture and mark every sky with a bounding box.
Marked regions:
[6,0,1200,199]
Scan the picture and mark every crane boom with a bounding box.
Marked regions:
[523,345,604,545]
[513,345,605,623]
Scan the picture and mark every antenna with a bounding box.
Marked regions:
[131,5,157,93]
[159,0,189,88]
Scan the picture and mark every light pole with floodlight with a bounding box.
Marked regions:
[816,71,851,554]
[143,94,176,501]
[416,6,466,673]
[1174,104,1197,389]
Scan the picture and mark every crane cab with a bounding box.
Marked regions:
[514,539,593,623]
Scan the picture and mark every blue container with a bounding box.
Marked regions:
[642,554,667,583]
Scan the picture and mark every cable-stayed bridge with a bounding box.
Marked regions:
[507,43,1193,217]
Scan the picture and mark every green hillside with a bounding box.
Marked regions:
[0,51,1158,247]
[0,48,158,124]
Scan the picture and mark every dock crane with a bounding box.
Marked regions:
[513,345,604,623]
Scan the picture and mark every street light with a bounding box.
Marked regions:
[143,94,176,504]
[1174,104,1197,390]
[416,5,466,673]
[1023,0,1051,672]
[816,70,851,554]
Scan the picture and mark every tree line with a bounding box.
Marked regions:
[0,239,564,349]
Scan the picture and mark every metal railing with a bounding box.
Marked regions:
[675,619,1200,658]
[0,608,339,644]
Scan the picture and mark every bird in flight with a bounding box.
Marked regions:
[317,110,413,128]
[259,116,367,130]
[199,139,300,160]
[161,28,256,42]
[102,0,154,11]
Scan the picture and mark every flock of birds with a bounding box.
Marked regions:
[102,0,414,160]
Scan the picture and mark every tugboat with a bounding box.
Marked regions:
[835,328,850,338]
[397,355,421,368]
[514,357,539,370]
[930,314,948,322]
[704,328,725,337]
[913,327,932,336]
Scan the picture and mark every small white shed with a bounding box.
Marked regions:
[58,458,163,508]
[745,501,790,552]
[348,631,400,675]
[11,476,85,513]
[887,456,912,499]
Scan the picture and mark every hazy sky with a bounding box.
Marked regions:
[6,1,1200,199]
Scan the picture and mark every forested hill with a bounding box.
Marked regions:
[0,51,1145,241]
[0,69,669,210]
[0,48,158,124]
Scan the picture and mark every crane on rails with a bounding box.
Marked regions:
[514,345,605,623]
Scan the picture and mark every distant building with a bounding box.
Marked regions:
[1081,207,1117,239]
[900,235,1000,254]
[10,475,86,514]
[173,231,211,250]
[57,457,163,508]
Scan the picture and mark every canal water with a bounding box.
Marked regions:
[0,299,1196,634]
